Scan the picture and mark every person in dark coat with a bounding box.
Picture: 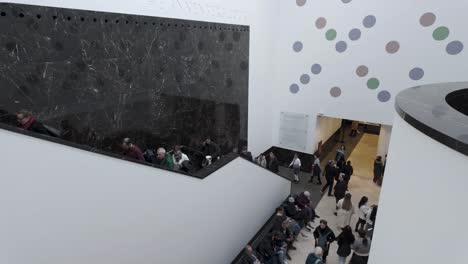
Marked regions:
[284,197,313,231]
[296,191,317,226]
[201,137,220,160]
[313,220,336,263]
[268,152,280,173]
[240,145,253,162]
[321,160,335,196]
[16,110,50,136]
[242,245,262,264]
[334,174,348,205]
[336,225,355,264]
[343,160,354,182]
[373,156,384,183]
[309,155,322,185]
[272,207,287,232]
[306,247,324,264]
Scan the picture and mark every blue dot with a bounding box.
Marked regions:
[349,28,361,41]
[409,67,424,80]
[293,41,303,52]
[336,41,348,53]
[290,83,300,94]
[311,64,322,74]
[363,15,376,28]
[300,74,310,84]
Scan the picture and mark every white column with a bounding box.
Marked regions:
[376,124,392,158]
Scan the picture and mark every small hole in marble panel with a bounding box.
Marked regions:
[167,23,171,26]
[0,12,6,17]
[126,20,129,24]
[135,21,139,25]
[144,21,147,25]
[52,15,57,20]
[115,19,119,24]
[80,17,84,21]
[104,19,108,23]
[152,22,155,25]
[19,13,24,18]
[174,23,178,27]
[93,18,97,22]
[67,16,71,21]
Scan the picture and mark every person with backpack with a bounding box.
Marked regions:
[313,220,336,263]
[336,225,355,264]
[306,247,324,264]
[349,230,372,264]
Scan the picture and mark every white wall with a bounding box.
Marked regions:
[370,115,468,263]
[314,116,341,150]
[376,124,392,158]
[0,129,291,264]
[272,0,468,153]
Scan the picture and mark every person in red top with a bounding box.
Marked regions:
[121,138,145,161]
[16,110,50,136]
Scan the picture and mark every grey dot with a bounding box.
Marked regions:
[342,0,352,3]
[296,0,307,7]
[300,74,310,84]
[409,67,424,80]
[446,41,464,55]
[377,91,391,102]
[315,17,327,29]
[311,64,322,74]
[420,12,436,27]
[290,84,300,94]
[356,65,369,77]
[336,41,347,53]
[293,41,303,52]
[386,41,400,54]
[330,87,342,97]
[349,28,361,41]
[363,15,376,28]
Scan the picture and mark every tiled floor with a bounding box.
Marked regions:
[288,133,381,264]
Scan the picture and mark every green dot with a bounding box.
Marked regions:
[433,26,449,41]
[367,78,380,89]
[325,29,337,41]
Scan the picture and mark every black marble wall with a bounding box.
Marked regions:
[0,3,249,172]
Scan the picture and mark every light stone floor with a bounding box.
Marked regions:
[289,133,381,264]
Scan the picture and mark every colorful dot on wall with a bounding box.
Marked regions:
[330,87,342,97]
[336,41,347,53]
[300,74,310,84]
[363,15,376,28]
[349,28,361,41]
[446,40,464,55]
[296,0,307,7]
[315,17,327,29]
[420,12,436,27]
[377,90,391,102]
[311,64,322,74]
[409,67,425,80]
[433,26,450,41]
[356,65,369,77]
[385,41,400,54]
[293,41,303,52]
[290,83,300,94]
[325,29,337,41]
[367,78,380,89]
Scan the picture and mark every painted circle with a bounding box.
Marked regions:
[336,41,348,53]
[293,41,303,52]
[363,15,376,28]
[296,0,307,7]
[300,74,310,84]
[377,91,391,102]
[433,26,449,41]
[409,67,424,80]
[356,65,369,77]
[349,28,361,41]
[326,29,337,41]
[342,0,352,3]
[420,12,436,27]
[385,41,400,54]
[446,40,464,55]
[367,78,380,89]
[311,64,322,74]
[330,87,342,97]
[315,17,327,29]
[290,83,300,94]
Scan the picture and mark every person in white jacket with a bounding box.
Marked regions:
[172,145,190,171]
[290,153,301,182]
[336,193,355,230]
[355,196,369,232]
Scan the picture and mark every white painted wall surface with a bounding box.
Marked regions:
[314,116,341,151]
[0,129,291,264]
[376,124,392,158]
[370,115,468,263]
[272,0,468,153]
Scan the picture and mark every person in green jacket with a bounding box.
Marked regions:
[155,147,174,169]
